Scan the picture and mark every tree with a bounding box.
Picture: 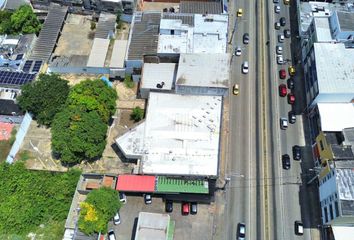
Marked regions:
[67,79,117,123]
[130,106,144,122]
[0,11,12,34]
[78,188,121,235]
[17,73,70,126]
[51,108,108,165]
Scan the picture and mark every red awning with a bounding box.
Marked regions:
[116,175,156,192]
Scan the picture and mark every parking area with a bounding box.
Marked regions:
[109,195,215,240]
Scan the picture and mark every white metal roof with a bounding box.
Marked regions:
[176,53,229,88]
[115,92,222,176]
[141,63,176,90]
[318,103,354,132]
[109,40,127,68]
[336,168,354,201]
[157,14,228,54]
[315,43,354,94]
[135,212,170,240]
[332,226,354,240]
[86,38,110,67]
[314,17,332,42]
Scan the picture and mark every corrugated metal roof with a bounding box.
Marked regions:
[109,40,128,68]
[86,38,110,67]
[162,13,194,26]
[116,175,156,192]
[29,5,68,62]
[179,1,222,15]
[95,13,116,39]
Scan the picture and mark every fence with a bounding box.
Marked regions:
[6,112,33,163]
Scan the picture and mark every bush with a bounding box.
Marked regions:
[124,75,134,89]
[130,107,144,122]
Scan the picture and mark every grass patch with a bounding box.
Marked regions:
[17,150,32,162]
[0,141,12,162]
[124,75,134,89]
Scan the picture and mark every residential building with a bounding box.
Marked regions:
[134,212,175,240]
[0,0,30,10]
[329,11,354,42]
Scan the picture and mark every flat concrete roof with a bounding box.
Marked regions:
[314,43,354,94]
[314,17,332,42]
[141,63,176,90]
[87,38,110,67]
[110,40,128,68]
[318,103,354,132]
[176,53,229,88]
[135,212,172,240]
[337,11,354,32]
[116,92,222,176]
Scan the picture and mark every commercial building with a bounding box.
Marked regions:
[115,92,222,178]
[134,212,175,240]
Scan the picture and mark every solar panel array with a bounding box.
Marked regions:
[23,60,33,72]
[32,61,42,72]
[0,71,36,86]
[15,54,24,61]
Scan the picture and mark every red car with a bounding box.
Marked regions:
[279,69,286,79]
[288,93,295,104]
[182,202,189,215]
[279,84,287,97]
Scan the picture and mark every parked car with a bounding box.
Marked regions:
[288,93,295,104]
[287,78,294,89]
[191,202,198,215]
[292,145,302,160]
[275,22,281,30]
[237,223,246,240]
[277,55,284,65]
[284,29,291,38]
[288,65,296,76]
[280,117,288,130]
[273,0,279,3]
[242,61,249,74]
[108,230,116,240]
[243,33,249,44]
[144,194,152,204]
[165,200,173,213]
[274,5,280,13]
[119,192,127,204]
[237,8,243,17]
[235,46,242,56]
[113,212,121,225]
[182,202,190,215]
[280,17,286,26]
[282,154,291,170]
[288,111,296,124]
[278,34,284,43]
[276,45,283,54]
[295,221,304,235]
[279,84,287,97]
[233,84,240,95]
[279,69,286,79]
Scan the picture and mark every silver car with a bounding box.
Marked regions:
[275,5,280,13]
[242,61,249,74]
[280,118,288,130]
[278,34,284,43]
[277,55,283,65]
[276,45,283,54]
[235,46,242,56]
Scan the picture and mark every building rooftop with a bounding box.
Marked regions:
[95,13,116,39]
[135,212,173,240]
[0,99,21,115]
[116,92,222,176]
[127,12,161,60]
[141,63,176,91]
[179,1,222,14]
[314,43,354,94]
[336,168,354,215]
[176,53,229,88]
[332,145,354,161]
[337,11,354,32]
[314,17,332,42]
[343,127,354,147]
[163,12,194,26]
[86,38,110,67]
[109,40,128,68]
[318,103,354,132]
[50,55,88,68]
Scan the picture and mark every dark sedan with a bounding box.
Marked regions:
[292,145,302,160]
[282,154,291,170]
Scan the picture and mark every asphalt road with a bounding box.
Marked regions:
[223,0,318,239]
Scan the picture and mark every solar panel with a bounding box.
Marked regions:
[15,54,24,60]
[0,71,36,86]
[32,61,42,72]
[23,60,33,72]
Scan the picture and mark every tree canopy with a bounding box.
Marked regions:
[67,80,117,123]
[130,106,144,122]
[0,162,81,235]
[78,188,121,235]
[17,73,70,126]
[51,108,108,165]
[0,5,41,35]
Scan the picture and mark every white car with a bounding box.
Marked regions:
[277,55,283,65]
[295,221,304,235]
[242,61,249,74]
[276,45,283,54]
[275,5,280,13]
[280,117,288,130]
[235,46,242,56]
[278,34,284,43]
[113,212,121,225]
[119,192,127,204]
[108,230,116,240]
